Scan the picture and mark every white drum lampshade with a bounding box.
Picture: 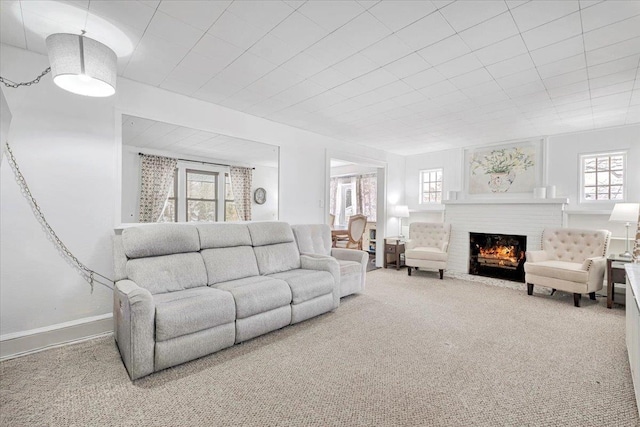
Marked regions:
[45,33,117,97]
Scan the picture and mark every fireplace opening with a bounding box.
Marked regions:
[469,233,527,282]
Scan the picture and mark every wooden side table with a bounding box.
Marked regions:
[607,255,632,309]
[384,238,405,270]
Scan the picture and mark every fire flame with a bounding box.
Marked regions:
[479,245,517,262]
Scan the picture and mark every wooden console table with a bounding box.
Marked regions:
[384,238,405,270]
[607,255,632,309]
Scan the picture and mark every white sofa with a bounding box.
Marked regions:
[112,222,341,379]
[405,222,451,280]
[292,224,368,297]
[524,228,611,307]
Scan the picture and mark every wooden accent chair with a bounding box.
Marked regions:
[334,214,367,250]
[524,228,611,307]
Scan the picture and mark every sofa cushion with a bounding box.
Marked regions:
[269,269,334,304]
[338,260,361,276]
[292,224,332,256]
[405,247,447,262]
[253,243,301,275]
[154,287,235,342]
[122,224,200,259]
[524,260,588,283]
[214,276,292,319]
[248,222,295,246]
[248,222,302,275]
[196,223,252,249]
[126,252,207,294]
[201,247,259,284]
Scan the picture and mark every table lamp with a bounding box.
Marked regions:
[609,203,640,258]
[391,205,410,238]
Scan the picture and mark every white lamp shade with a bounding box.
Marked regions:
[609,203,640,223]
[392,205,410,218]
[46,33,117,97]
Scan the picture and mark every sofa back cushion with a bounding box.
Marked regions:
[122,224,200,259]
[201,247,260,284]
[126,252,207,294]
[291,224,332,256]
[196,223,252,249]
[542,228,610,263]
[409,222,451,249]
[248,222,301,275]
[197,223,260,284]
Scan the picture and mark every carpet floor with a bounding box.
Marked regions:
[1,269,638,426]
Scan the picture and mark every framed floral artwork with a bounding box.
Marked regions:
[464,140,544,197]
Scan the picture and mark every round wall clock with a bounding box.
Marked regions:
[254,187,267,205]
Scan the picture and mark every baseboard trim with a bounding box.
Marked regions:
[0,313,113,361]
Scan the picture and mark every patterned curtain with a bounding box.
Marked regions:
[230,166,252,221]
[139,154,177,223]
[329,178,338,215]
[357,173,377,222]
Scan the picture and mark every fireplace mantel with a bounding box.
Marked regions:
[444,198,569,205]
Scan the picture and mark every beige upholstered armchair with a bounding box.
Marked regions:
[524,228,611,307]
[405,222,451,280]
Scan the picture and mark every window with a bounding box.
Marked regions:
[160,169,177,222]
[224,174,240,221]
[186,169,218,222]
[420,168,443,203]
[581,152,625,202]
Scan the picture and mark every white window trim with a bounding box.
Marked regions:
[578,150,627,204]
[419,168,443,204]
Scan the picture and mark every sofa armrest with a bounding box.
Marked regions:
[526,250,549,263]
[114,280,155,380]
[404,239,415,250]
[300,255,341,309]
[331,248,368,265]
[441,242,449,253]
[584,256,606,292]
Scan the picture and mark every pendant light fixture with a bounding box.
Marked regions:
[45,32,117,97]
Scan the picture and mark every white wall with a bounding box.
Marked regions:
[252,165,278,221]
[0,88,11,163]
[0,44,403,346]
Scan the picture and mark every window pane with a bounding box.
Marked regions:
[187,172,216,199]
[187,200,216,222]
[611,170,623,184]
[596,158,609,171]
[584,158,596,172]
[596,172,609,185]
[610,155,623,170]
[597,187,609,199]
[584,187,596,200]
[584,172,596,186]
[610,186,624,199]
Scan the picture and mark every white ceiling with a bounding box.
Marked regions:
[2,0,639,155]
[121,114,279,168]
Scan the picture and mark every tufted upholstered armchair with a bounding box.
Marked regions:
[405,222,451,280]
[524,228,611,307]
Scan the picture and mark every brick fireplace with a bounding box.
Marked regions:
[443,198,568,275]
